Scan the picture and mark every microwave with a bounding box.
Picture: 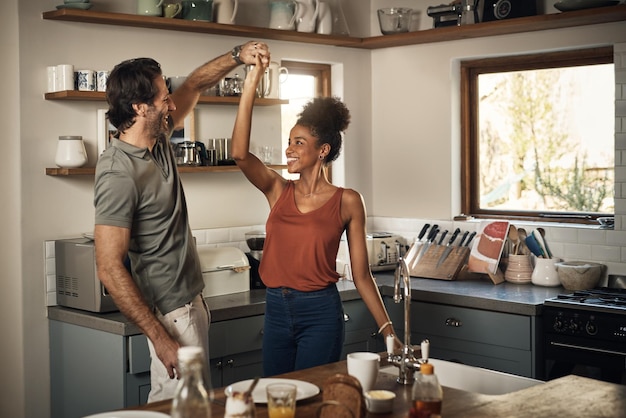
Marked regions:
[55,238,118,313]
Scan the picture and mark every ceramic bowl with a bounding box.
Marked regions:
[555,261,604,290]
[365,390,395,414]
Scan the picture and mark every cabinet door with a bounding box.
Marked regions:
[341,299,379,359]
[410,302,533,377]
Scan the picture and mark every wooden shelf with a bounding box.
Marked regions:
[358,5,626,49]
[44,90,288,106]
[41,9,360,47]
[46,164,288,176]
[42,6,626,49]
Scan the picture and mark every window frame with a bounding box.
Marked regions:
[460,46,614,224]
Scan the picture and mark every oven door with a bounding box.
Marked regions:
[544,310,626,384]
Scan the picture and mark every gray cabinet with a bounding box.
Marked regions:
[208,315,264,389]
[49,320,151,418]
[384,297,540,378]
[341,299,383,358]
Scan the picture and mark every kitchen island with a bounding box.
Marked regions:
[48,274,565,417]
[128,356,626,417]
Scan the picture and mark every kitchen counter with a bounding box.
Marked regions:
[47,274,564,336]
[128,356,626,418]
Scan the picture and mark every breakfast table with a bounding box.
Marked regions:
[128,356,626,417]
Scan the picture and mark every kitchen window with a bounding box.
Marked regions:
[460,47,614,224]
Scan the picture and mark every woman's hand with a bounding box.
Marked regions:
[243,53,270,94]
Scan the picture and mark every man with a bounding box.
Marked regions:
[94,41,270,402]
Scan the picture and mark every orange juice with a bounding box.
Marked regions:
[268,405,295,418]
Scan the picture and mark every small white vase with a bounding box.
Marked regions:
[531,257,562,287]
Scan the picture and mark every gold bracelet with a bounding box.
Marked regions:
[378,321,392,335]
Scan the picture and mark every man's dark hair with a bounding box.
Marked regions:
[106,58,163,133]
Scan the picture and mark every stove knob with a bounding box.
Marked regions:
[553,317,564,332]
[568,319,580,333]
[585,321,598,335]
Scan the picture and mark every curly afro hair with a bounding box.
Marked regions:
[296,97,351,164]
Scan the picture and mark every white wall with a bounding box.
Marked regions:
[1,1,24,417]
[5,1,626,417]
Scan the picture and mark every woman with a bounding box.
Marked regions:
[231,56,399,376]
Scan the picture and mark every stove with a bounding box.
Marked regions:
[543,282,626,384]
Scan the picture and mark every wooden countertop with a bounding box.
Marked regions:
[128,357,626,418]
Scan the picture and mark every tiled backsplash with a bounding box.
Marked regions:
[45,217,625,306]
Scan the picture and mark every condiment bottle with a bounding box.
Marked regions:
[410,362,443,418]
[171,346,211,418]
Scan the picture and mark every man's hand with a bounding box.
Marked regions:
[239,41,271,66]
[152,331,182,379]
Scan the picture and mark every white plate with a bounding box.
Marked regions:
[554,0,620,12]
[82,411,169,418]
[225,378,320,404]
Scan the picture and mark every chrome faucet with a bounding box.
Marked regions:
[386,248,429,385]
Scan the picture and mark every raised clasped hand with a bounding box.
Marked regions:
[241,40,271,66]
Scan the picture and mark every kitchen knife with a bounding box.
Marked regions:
[437,230,449,246]
[416,223,431,242]
[464,231,477,248]
[403,223,432,265]
[436,228,461,268]
[457,230,470,247]
[416,225,439,262]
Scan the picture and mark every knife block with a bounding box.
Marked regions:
[408,244,470,280]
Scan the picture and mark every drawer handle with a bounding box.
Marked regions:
[344,313,350,322]
[215,361,223,370]
[226,359,234,368]
[445,318,462,327]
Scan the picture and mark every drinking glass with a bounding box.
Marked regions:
[266,383,296,418]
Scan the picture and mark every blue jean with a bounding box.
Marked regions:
[263,284,345,376]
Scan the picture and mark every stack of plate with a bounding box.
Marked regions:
[57,0,93,10]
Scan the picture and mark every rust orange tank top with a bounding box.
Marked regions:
[259,181,345,291]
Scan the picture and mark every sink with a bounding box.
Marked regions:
[380,359,543,395]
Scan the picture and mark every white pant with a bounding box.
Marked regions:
[146,294,211,402]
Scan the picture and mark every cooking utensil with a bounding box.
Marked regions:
[517,228,529,255]
[532,229,549,259]
[416,225,439,263]
[508,225,519,255]
[437,229,449,246]
[457,230,470,247]
[464,231,477,248]
[524,233,544,258]
[436,228,461,268]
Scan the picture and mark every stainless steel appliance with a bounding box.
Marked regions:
[245,231,266,289]
[543,278,626,384]
[366,232,407,272]
[55,238,118,313]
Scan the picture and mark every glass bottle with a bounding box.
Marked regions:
[411,363,443,418]
[171,346,211,418]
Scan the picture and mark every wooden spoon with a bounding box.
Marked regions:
[537,227,553,258]
[517,228,528,255]
[508,225,519,255]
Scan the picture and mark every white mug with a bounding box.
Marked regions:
[76,69,96,91]
[56,64,74,91]
[347,352,380,392]
[96,70,109,92]
[137,0,164,16]
[47,66,58,93]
